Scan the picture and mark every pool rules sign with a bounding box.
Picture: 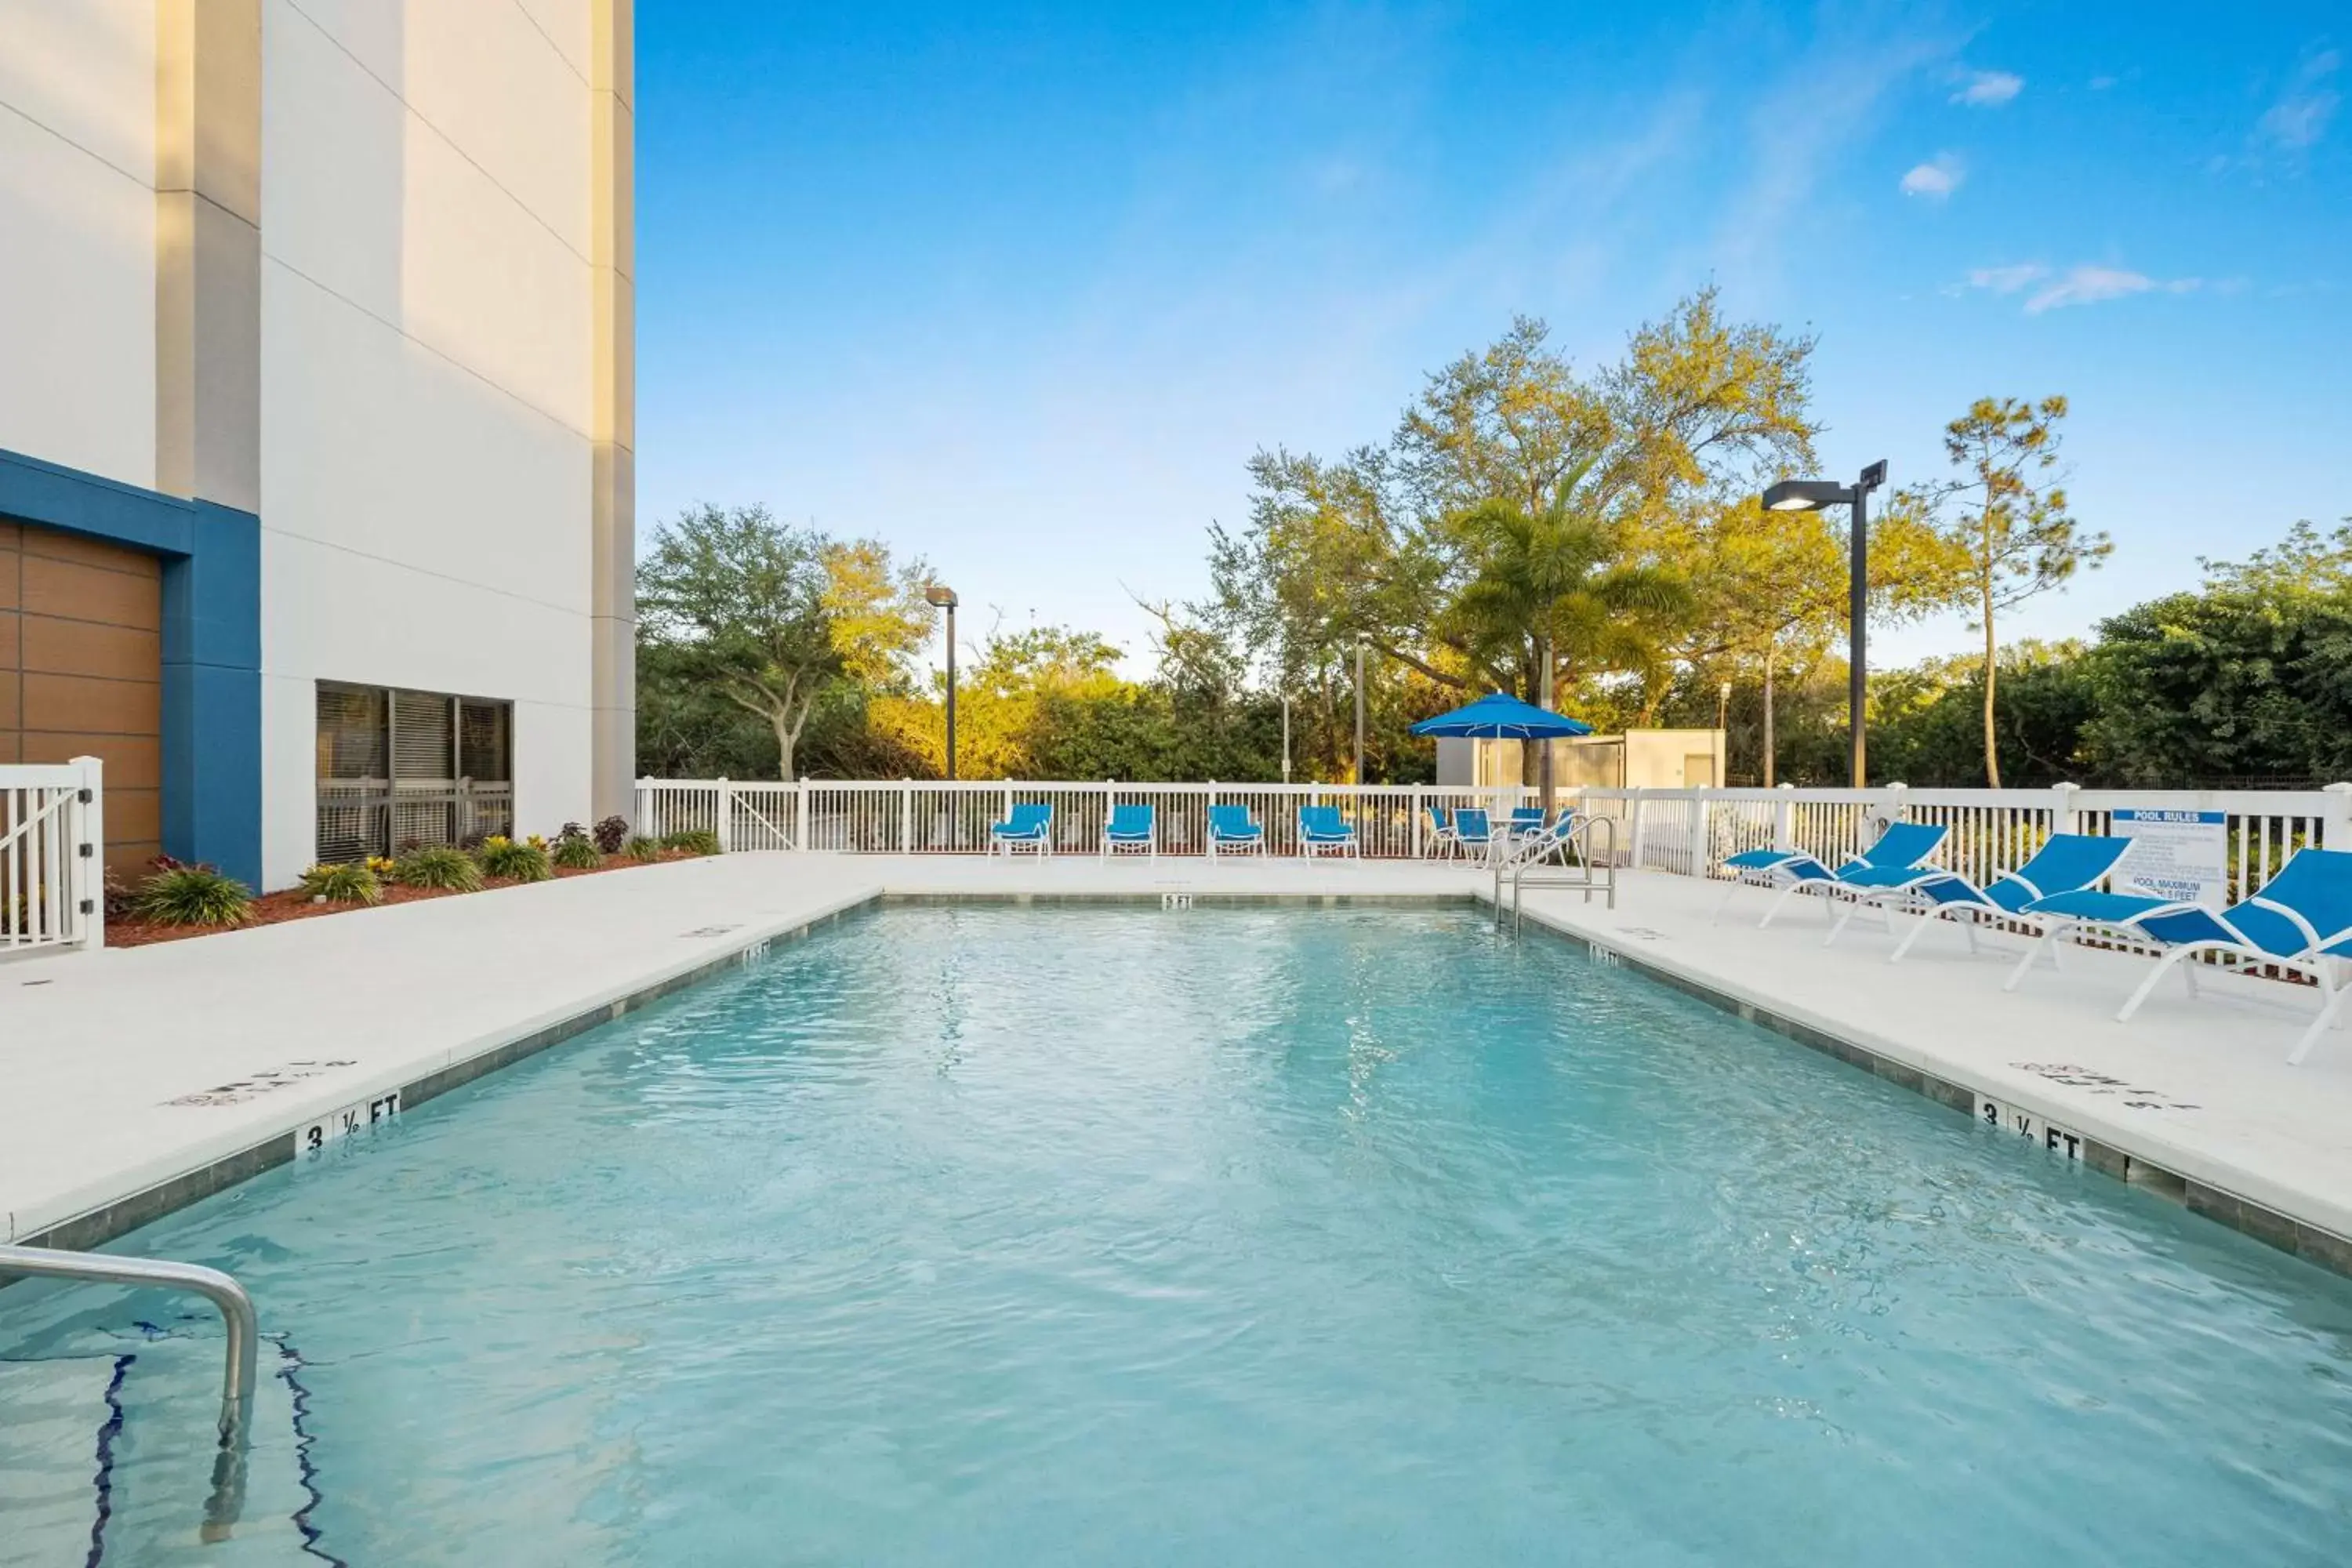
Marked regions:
[2114,809,2229,909]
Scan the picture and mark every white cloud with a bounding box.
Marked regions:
[1957,262,2202,312]
[2024,265,2201,313]
[2258,49,2340,151]
[2088,74,2118,91]
[1951,70,2024,107]
[1899,153,1965,198]
[1967,263,2047,294]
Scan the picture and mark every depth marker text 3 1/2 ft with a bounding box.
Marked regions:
[295,1091,401,1157]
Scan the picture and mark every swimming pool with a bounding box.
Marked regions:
[5,902,2351,1564]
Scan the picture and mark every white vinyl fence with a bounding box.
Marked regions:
[637,776,2352,904]
[637,779,1544,859]
[2,757,105,954]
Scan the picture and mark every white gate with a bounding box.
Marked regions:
[1,756,105,954]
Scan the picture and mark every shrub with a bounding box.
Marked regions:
[593,815,630,854]
[477,835,552,883]
[299,861,383,906]
[622,834,662,862]
[662,829,722,857]
[394,844,484,892]
[551,832,602,870]
[132,864,254,927]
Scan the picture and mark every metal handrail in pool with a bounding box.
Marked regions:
[0,1243,258,1445]
[1500,815,1620,928]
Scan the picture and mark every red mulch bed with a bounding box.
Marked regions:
[106,851,701,948]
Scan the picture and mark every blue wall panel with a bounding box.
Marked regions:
[1,447,263,889]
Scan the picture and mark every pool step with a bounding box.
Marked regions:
[0,1331,321,1566]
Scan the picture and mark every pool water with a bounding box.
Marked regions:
[6,904,2352,1564]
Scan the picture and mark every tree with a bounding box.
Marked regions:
[1211,295,1822,742]
[2082,520,2352,786]
[1898,396,2111,786]
[1445,464,1690,793]
[635,504,929,780]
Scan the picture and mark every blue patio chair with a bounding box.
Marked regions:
[2007,846,2352,1064]
[1207,804,1264,857]
[1504,806,1547,846]
[1298,804,1359,859]
[1423,804,1460,859]
[1501,810,1583,869]
[1824,832,2135,963]
[989,802,1052,856]
[1102,802,1156,858]
[1451,808,1497,862]
[1715,820,1948,928]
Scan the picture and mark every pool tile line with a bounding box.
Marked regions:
[13,895,882,1256]
[1511,901,2352,1281]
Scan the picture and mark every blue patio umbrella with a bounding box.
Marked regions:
[1412,692,1592,830]
[1410,692,1592,742]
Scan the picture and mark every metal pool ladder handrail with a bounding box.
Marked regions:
[0,1243,258,1445]
[1497,815,1620,929]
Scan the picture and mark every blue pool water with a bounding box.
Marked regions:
[6,904,2352,1564]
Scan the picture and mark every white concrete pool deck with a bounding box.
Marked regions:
[4,851,2350,1269]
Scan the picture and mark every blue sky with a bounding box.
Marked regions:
[636,2,2350,673]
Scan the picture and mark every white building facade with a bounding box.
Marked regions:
[0,0,636,889]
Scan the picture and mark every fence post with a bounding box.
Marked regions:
[2325,782,2352,851]
[1694,788,1713,879]
[2051,781,2082,837]
[900,780,913,852]
[1412,785,1424,858]
[73,754,106,952]
[1627,788,1648,869]
[714,778,734,852]
[635,776,652,836]
[1773,782,1795,849]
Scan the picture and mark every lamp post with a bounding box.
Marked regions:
[1353,633,1369,786]
[1762,461,1887,787]
[924,584,959,780]
[1717,679,1731,731]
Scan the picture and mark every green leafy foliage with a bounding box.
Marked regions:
[132,863,253,927]
[477,836,551,883]
[393,844,485,892]
[551,828,604,869]
[299,861,383,906]
[622,835,663,862]
[661,829,722,856]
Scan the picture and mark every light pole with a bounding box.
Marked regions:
[1280,692,1291,783]
[924,584,959,780]
[1762,461,1887,787]
[1717,679,1731,731]
[1353,633,1368,786]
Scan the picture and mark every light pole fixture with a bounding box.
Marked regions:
[1761,460,1887,786]
[1717,679,1731,731]
[1353,633,1369,786]
[924,584,959,781]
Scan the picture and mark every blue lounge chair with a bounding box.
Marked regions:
[1824,832,2135,963]
[2008,846,2352,1063]
[1103,802,1156,858]
[1207,804,1264,857]
[989,802,1052,856]
[1298,804,1359,858]
[1423,804,1459,859]
[1715,820,1949,928]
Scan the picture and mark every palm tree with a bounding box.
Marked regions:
[1445,468,1690,809]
